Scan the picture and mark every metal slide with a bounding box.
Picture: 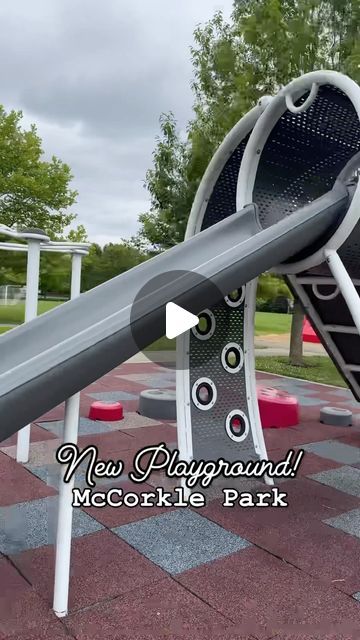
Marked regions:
[0,185,352,440]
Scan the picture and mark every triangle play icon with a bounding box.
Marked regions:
[165,302,199,339]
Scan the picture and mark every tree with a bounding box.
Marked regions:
[135,0,359,362]
[0,106,77,235]
[81,243,147,291]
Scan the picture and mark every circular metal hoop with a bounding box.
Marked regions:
[221,342,244,374]
[285,82,319,113]
[225,409,249,443]
[191,377,217,411]
[191,309,216,341]
[312,284,339,301]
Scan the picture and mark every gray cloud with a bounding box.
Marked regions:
[0,0,233,243]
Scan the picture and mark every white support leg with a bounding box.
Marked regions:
[176,333,192,501]
[16,239,41,463]
[325,250,360,335]
[244,280,273,486]
[53,251,83,618]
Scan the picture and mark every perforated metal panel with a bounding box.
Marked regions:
[253,82,360,402]
[189,295,257,462]
[254,86,360,228]
[188,128,259,463]
[201,137,249,230]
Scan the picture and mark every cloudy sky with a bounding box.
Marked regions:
[0,0,233,245]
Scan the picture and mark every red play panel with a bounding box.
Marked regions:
[303,317,321,343]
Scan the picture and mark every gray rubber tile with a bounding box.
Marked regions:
[39,418,117,437]
[0,495,103,554]
[88,391,137,402]
[324,507,360,539]
[113,508,251,575]
[309,466,360,498]
[301,440,360,464]
[353,592,360,602]
[27,463,119,491]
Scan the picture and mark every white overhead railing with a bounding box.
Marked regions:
[0,225,90,463]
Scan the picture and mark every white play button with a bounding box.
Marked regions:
[165,302,199,339]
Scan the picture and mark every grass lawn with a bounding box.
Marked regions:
[0,300,63,324]
[145,312,292,351]
[0,326,13,335]
[0,304,291,337]
[255,355,346,388]
[254,311,291,335]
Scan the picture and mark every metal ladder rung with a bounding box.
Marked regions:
[296,277,360,287]
[344,364,360,372]
[323,324,358,334]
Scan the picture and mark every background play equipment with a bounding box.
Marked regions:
[320,406,352,426]
[302,317,321,344]
[1,70,360,616]
[0,225,89,463]
[257,386,299,429]
[138,389,176,420]
[89,401,124,421]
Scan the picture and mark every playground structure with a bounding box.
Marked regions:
[0,225,90,464]
[0,70,360,617]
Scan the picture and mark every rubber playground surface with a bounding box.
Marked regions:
[1,362,360,639]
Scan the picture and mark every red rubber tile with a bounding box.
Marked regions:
[122,424,177,447]
[66,577,236,640]
[294,421,357,443]
[0,557,60,639]
[97,378,149,393]
[36,404,64,423]
[83,480,173,527]
[116,363,160,374]
[263,428,304,450]
[201,478,360,545]
[177,546,360,639]
[337,432,360,448]
[0,424,56,448]
[269,450,342,476]
[0,452,55,506]
[119,399,140,412]
[77,430,135,457]
[12,529,166,612]
[271,629,359,639]
[261,518,360,596]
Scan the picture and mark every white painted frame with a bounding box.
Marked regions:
[236,70,360,275]
[176,100,272,487]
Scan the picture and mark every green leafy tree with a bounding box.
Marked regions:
[81,243,147,291]
[135,0,359,363]
[0,106,77,235]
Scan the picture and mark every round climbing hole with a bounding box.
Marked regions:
[192,309,215,341]
[224,286,245,308]
[191,377,217,411]
[225,409,249,442]
[221,343,244,374]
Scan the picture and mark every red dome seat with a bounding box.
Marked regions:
[89,401,124,421]
[257,385,299,429]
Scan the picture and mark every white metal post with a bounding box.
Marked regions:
[325,250,360,335]
[53,251,83,618]
[16,239,42,463]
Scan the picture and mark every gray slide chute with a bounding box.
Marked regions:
[0,184,350,440]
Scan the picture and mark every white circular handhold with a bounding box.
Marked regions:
[191,377,217,411]
[225,410,249,442]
